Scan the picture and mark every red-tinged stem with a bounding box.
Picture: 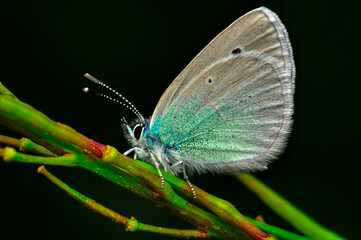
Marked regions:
[2,81,342,240]
[0,135,56,156]
[0,135,19,146]
[0,95,106,157]
[2,147,77,166]
[1,145,248,239]
[37,166,212,239]
[100,147,252,239]
[134,160,270,240]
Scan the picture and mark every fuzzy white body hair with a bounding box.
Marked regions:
[123,120,184,175]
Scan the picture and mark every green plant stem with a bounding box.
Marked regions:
[0,135,19,146]
[0,135,56,156]
[1,144,307,240]
[134,161,269,240]
[135,161,310,240]
[0,81,17,98]
[237,174,345,240]
[37,165,212,239]
[82,147,254,240]
[1,145,251,239]
[0,94,107,157]
[2,146,76,166]
[0,81,344,240]
[245,217,311,240]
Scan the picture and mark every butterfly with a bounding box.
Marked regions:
[84,6,295,197]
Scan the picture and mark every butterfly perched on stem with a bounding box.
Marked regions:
[84,7,295,198]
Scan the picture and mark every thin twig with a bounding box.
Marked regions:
[0,135,56,156]
[37,165,212,239]
[246,216,310,240]
[237,174,345,240]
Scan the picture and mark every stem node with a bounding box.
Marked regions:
[126,216,139,232]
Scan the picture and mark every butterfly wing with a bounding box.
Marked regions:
[149,7,295,175]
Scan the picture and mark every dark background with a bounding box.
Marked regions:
[0,0,360,239]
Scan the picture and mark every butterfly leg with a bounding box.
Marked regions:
[123,147,146,156]
[181,162,197,199]
[124,147,149,160]
[149,152,165,188]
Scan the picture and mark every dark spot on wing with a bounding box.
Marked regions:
[208,78,213,83]
[231,48,241,55]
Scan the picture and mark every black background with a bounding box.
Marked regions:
[0,0,360,239]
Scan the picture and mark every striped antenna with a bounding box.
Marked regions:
[83,73,145,124]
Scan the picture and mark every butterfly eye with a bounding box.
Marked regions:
[133,124,144,140]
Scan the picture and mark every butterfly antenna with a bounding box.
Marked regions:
[83,73,145,124]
